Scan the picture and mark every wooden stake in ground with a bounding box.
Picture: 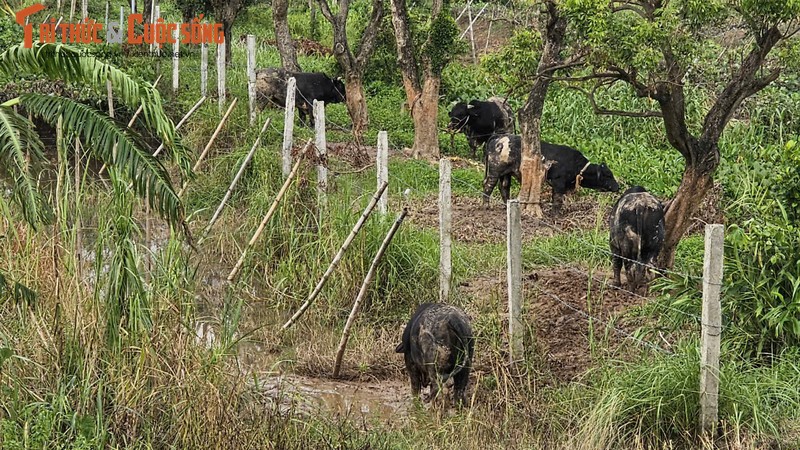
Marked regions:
[507,199,523,362]
[217,42,226,113]
[282,181,390,330]
[282,77,296,177]
[700,224,724,436]
[226,143,311,283]
[246,35,257,125]
[199,116,271,243]
[376,131,388,215]
[172,28,180,94]
[314,100,327,206]
[333,208,408,378]
[439,157,451,302]
[201,43,208,97]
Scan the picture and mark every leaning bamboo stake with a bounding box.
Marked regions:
[178,98,237,197]
[99,75,163,175]
[198,116,271,244]
[227,141,311,282]
[123,96,206,192]
[333,208,408,377]
[151,95,206,159]
[282,181,390,331]
[190,98,237,173]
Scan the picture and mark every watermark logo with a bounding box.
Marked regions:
[15,3,224,49]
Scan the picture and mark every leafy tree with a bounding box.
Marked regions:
[316,0,384,141]
[186,0,255,64]
[562,0,800,267]
[390,0,459,159]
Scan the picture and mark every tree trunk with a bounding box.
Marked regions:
[518,114,546,218]
[659,162,715,268]
[344,75,369,142]
[517,0,565,218]
[410,77,441,159]
[274,0,301,72]
[223,19,233,64]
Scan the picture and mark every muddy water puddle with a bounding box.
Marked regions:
[256,375,411,423]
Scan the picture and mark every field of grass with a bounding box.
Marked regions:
[2,1,800,449]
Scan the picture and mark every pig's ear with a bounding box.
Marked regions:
[395,343,405,353]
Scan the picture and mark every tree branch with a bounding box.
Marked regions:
[314,0,335,24]
[571,84,663,118]
[354,0,384,71]
[701,26,782,146]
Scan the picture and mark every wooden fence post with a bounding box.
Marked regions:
[282,77,296,177]
[217,42,226,113]
[314,100,327,206]
[201,43,208,97]
[377,131,389,215]
[507,199,523,362]
[700,224,724,436]
[247,35,257,125]
[439,158,452,303]
[153,5,160,56]
[333,208,408,378]
[172,28,179,94]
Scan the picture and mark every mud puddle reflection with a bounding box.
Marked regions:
[257,375,410,423]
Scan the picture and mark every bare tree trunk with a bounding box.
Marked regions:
[659,164,714,268]
[274,0,300,71]
[518,113,546,217]
[410,77,441,159]
[344,75,369,141]
[517,0,566,218]
[223,19,233,64]
[316,0,383,142]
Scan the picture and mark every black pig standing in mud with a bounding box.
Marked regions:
[481,134,620,210]
[395,303,475,407]
[609,186,665,293]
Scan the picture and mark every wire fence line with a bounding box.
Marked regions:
[203,68,718,357]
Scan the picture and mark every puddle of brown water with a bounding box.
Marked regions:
[257,375,411,423]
